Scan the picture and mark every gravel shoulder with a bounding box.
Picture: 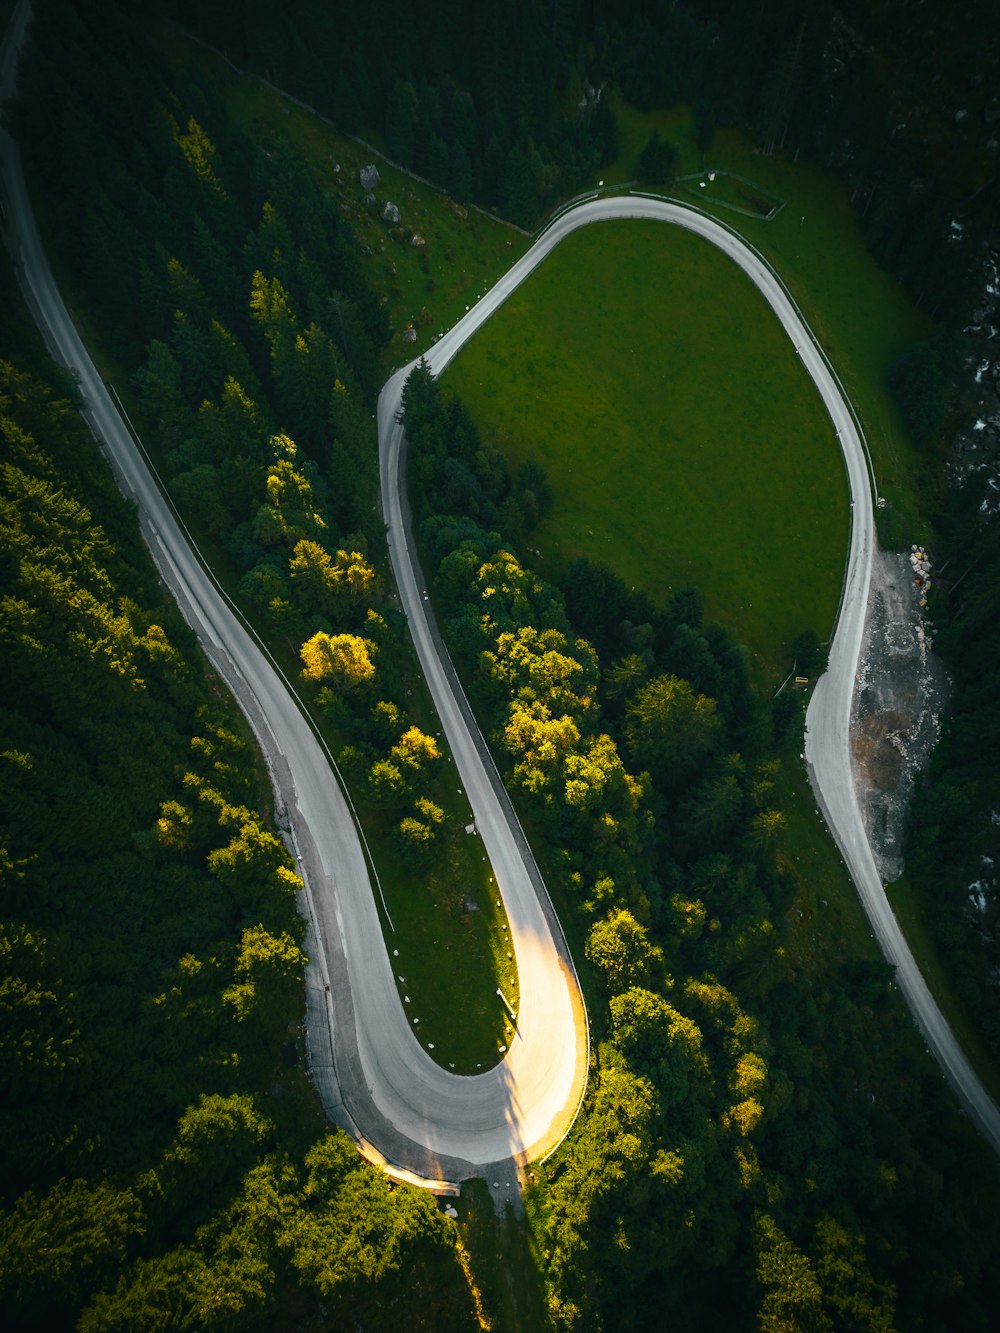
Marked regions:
[852,542,950,881]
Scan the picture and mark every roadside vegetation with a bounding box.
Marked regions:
[402,363,1000,1332]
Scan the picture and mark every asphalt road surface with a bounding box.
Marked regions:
[4,0,997,1183]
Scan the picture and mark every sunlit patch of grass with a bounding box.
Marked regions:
[596,102,931,546]
[446,218,848,684]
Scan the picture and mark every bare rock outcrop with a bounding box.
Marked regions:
[851,543,950,880]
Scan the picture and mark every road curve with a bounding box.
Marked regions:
[5,0,998,1178]
[381,192,1000,1158]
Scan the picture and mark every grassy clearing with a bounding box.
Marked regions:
[446,218,848,683]
[596,104,933,547]
[887,874,1000,1105]
[159,24,530,370]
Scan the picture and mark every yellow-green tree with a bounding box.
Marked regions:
[223,925,307,1043]
[252,435,327,549]
[300,632,376,689]
[289,541,376,615]
[585,908,665,995]
[390,726,441,771]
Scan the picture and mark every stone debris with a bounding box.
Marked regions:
[851,543,950,881]
[382,200,400,223]
[411,233,426,247]
[359,163,380,190]
[909,545,933,606]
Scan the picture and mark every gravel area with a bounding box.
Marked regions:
[851,542,951,881]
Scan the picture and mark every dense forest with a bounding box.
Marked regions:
[906,480,1000,1062]
[162,0,999,322]
[11,0,480,882]
[4,0,1000,1328]
[0,0,476,1325]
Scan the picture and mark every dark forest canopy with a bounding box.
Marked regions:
[156,0,1000,321]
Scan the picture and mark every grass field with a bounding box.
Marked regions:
[446,218,849,682]
[594,104,934,548]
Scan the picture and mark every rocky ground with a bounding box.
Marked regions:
[851,542,951,882]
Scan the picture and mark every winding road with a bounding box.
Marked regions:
[3,0,999,1193]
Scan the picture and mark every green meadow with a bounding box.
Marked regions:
[598,104,933,544]
[446,218,849,681]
